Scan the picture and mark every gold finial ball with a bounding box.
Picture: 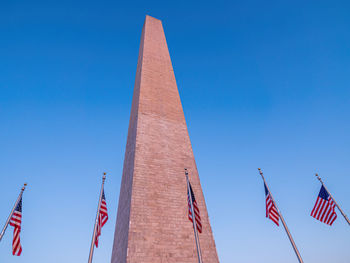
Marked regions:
[258,168,261,170]
[103,172,106,175]
[24,183,27,186]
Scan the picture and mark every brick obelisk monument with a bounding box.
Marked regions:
[111,15,220,263]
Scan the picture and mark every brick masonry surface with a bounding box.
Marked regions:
[111,15,220,263]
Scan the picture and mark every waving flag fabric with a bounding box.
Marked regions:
[311,185,337,225]
[264,183,279,226]
[187,182,202,233]
[9,197,23,256]
[94,190,108,247]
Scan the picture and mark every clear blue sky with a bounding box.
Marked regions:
[1,0,349,262]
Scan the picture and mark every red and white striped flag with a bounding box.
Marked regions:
[311,185,337,225]
[9,197,23,256]
[94,190,108,247]
[264,183,279,226]
[187,182,202,233]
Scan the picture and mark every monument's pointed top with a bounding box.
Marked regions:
[145,14,161,22]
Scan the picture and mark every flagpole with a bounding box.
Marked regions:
[315,173,350,226]
[258,168,304,263]
[185,168,203,263]
[88,173,106,263]
[0,183,27,242]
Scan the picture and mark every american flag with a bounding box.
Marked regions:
[264,183,279,226]
[94,190,108,247]
[9,197,23,256]
[187,182,202,233]
[311,185,337,225]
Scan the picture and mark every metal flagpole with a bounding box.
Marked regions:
[0,183,27,242]
[258,168,304,263]
[185,168,203,263]
[88,173,106,263]
[315,173,350,226]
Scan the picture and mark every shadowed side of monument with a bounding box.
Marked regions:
[111,15,220,263]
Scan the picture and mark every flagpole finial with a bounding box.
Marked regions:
[258,168,263,175]
[184,168,188,175]
[315,173,322,182]
[103,173,106,181]
[22,183,27,191]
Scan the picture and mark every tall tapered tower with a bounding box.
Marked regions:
[111,15,220,263]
